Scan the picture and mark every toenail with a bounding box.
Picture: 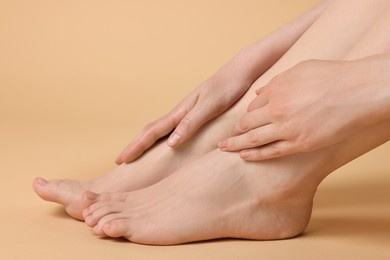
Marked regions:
[36,178,47,185]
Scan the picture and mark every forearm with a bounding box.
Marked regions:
[335,52,390,130]
[214,0,332,85]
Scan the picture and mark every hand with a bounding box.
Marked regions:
[115,0,333,164]
[115,75,251,164]
[219,55,390,161]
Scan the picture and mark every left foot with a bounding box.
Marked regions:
[33,93,242,221]
[82,149,324,245]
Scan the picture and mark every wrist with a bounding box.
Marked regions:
[352,53,390,125]
[214,41,277,86]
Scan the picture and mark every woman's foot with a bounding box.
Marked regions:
[33,110,240,220]
[33,177,91,220]
[82,117,390,244]
[82,149,325,245]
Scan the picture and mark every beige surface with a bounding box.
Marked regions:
[1,0,389,259]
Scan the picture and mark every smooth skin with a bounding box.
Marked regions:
[220,54,390,160]
[79,0,390,245]
[33,0,390,245]
[34,1,333,221]
[115,0,332,164]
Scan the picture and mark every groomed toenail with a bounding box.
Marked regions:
[36,178,47,185]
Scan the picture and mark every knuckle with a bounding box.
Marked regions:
[267,105,283,119]
[135,140,148,151]
[178,117,193,131]
[143,122,160,140]
[266,145,282,157]
[278,122,292,135]
[143,122,155,131]
[246,149,263,161]
[247,130,260,145]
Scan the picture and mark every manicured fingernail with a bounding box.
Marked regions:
[36,177,47,186]
[85,191,98,200]
[218,139,227,150]
[167,133,180,146]
[240,150,250,159]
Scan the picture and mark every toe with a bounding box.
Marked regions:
[34,177,48,186]
[32,177,61,203]
[94,192,129,202]
[93,213,126,236]
[85,202,124,227]
[33,177,87,220]
[81,191,98,208]
[103,219,132,238]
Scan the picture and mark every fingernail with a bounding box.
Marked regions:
[255,89,261,95]
[36,177,47,186]
[85,191,98,200]
[240,150,250,159]
[167,133,180,147]
[218,139,227,150]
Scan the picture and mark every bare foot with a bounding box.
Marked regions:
[33,111,240,220]
[82,149,325,245]
[81,117,390,244]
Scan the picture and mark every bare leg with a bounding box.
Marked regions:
[32,0,332,221]
[83,119,389,245]
[83,0,390,244]
[33,104,239,220]
[34,0,390,221]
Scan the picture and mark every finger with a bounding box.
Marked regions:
[167,101,218,148]
[219,125,279,152]
[116,105,192,164]
[255,87,265,95]
[240,141,294,161]
[247,94,268,112]
[230,109,271,136]
[115,123,172,164]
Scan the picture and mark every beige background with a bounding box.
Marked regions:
[1,0,389,259]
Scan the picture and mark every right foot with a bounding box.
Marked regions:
[82,120,390,245]
[81,149,324,245]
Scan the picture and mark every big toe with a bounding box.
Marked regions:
[33,177,60,203]
[33,177,86,220]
